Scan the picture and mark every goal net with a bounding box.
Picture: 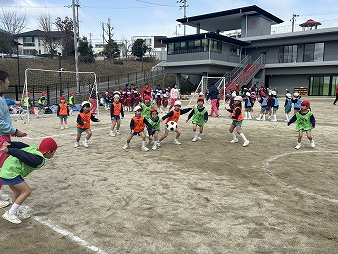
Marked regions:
[187,76,226,106]
[21,68,98,123]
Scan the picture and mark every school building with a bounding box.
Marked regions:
[157,5,338,96]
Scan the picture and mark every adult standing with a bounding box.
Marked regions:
[207,84,220,117]
[0,70,26,208]
[141,83,151,100]
[89,84,98,114]
[169,83,179,110]
[333,86,338,105]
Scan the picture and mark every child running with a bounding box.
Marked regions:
[57,96,69,129]
[68,91,75,116]
[147,108,161,150]
[122,105,152,151]
[225,96,250,147]
[256,92,267,121]
[0,138,57,224]
[74,101,100,148]
[109,94,124,136]
[186,96,208,142]
[287,100,315,150]
[158,100,192,146]
[36,91,46,117]
[284,93,292,122]
[292,92,302,115]
[270,91,279,122]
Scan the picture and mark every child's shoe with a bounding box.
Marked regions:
[123,144,130,150]
[141,146,149,151]
[230,138,238,143]
[156,142,161,147]
[83,139,89,148]
[174,140,181,145]
[310,139,315,148]
[116,130,121,135]
[243,140,250,147]
[0,200,10,209]
[192,137,197,142]
[60,126,64,130]
[295,143,301,150]
[74,142,79,148]
[109,131,116,137]
[2,211,21,224]
[152,145,157,150]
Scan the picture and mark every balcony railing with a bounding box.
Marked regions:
[167,51,242,63]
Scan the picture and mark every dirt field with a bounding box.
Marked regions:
[1,97,337,254]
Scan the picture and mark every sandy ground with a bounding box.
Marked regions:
[0,96,337,254]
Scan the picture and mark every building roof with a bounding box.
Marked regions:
[158,33,250,47]
[17,29,65,38]
[176,5,283,32]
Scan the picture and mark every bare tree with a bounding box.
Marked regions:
[0,8,27,34]
[38,14,60,56]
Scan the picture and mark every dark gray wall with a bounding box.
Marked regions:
[241,15,271,37]
[267,75,309,93]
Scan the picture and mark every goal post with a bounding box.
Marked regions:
[22,68,99,122]
[187,76,226,106]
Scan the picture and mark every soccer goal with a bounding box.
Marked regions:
[21,68,99,123]
[187,76,226,106]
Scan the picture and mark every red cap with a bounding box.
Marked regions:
[69,91,75,95]
[38,138,58,154]
[144,95,151,100]
[41,91,46,95]
[197,96,204,102]
[150,107,158,113]
[301,100,310,107]
[60,96,65,100]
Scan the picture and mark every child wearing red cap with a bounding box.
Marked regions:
[36,91,47,117]
[0,137,57,224]
[287,100,315,149]
[186,97,208,142]
[57,96,69,130]
[68,91,75,115]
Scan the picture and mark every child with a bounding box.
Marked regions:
[186,97,208,142]
[256,92,267,121]
[140,95,154,121]
[68,91,75,115]
[291,92,302,115]
[22,92,32,115]
[287,100,315,150]
[109,94,124,136]
[147,108,161,150]
[74,101,100,148]
[36,91,46,117]
[270,91,279,122]
[0,137,57,224]
[284,93,292,122]
[225,96,250,147]
[122,105,152,151]
[57,96,69,130]
[243,92,252,119]
[158,100,192,145]
[162,94,169,113]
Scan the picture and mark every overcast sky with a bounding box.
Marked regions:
[1,0,338,44]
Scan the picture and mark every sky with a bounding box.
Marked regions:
[1,0,338,45]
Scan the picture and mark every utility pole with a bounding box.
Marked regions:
[290,14,299,32]
[76,0,80,39]
[177,0,188,35]
[107,18,114,64]
[72,0,79,91]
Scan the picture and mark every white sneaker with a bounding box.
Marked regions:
[83,140,89,148]
[74,142,79,148]
[60,126,64,130]
[271,119,277,122]
[197,137,202,140]
[15,210,31,220]
[156,142,161,147]
[295,143,301,150]
[65,125,69,129]
[123,144,130,150]
[174,140,181,145]
[192,137,197,142]
[256,117,261,121]
[141,146,149,151]
[116,130,121,135]
[310,140,315,148]
[230,138,238,143]
[243,140,250,147]
[0,200,10,209]
[152,145,157,150]
[109,131,116,137]
[2,211,21,224]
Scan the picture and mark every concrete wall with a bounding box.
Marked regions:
[267,75,309,93]
[241,15,271,37]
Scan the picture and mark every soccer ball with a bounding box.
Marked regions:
[166,121,178,131]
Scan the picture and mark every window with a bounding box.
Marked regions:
[230,45,240,56]
[304,43,324,62]
[23,37,34,46]
[278,45,297,63]
[167,43,174,55]
[202,39,209,52]
[211,40,222,53]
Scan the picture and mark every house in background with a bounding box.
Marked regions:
[158,5,338,96]
[16,29,64,56]
[131,36,167,61]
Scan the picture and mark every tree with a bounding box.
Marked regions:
[55,17,74,57]
[38,14,60,56]
[78,37,95,63]
[131,39,148,58]
[0,8,26,35]
[102,39,120,60]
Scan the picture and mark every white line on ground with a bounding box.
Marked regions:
[33,216,108,254]
[264,150,338,204]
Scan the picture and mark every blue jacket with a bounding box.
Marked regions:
[207,85,219,100]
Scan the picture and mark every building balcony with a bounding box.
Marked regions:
[167,50,242,63]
